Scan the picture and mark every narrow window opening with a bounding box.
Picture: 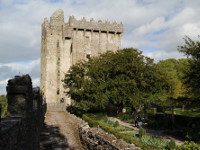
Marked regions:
[86,54,90,59]
[70,44,73,54]
[65,37,71,40]
[109,31,115,34]
[57,89,60,95]
[78,28,84,31]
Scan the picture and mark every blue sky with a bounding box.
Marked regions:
[0,0,200,94]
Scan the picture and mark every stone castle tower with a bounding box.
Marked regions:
[40,9,123,108]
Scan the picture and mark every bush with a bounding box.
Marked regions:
[1,104,7,118]
[167,139,176,150]
[0,95,7,118]
[82,113,156,150]
[138,128,145,139]
[114,121,119,127]
[177,141,200,150]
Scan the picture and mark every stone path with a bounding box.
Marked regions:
[108,117,184,146]
[40,111,84,150]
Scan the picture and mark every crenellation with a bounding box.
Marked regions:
[68,15,123,33]
[41,9,123,108]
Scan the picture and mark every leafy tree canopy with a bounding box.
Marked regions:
[63,48,170,112]
[156,58,192,107]
[178,36,200,106]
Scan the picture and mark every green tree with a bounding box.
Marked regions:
[178,36,200,106]
[63,48,170,112]
[156,58,191,100]
[0,95,7,118]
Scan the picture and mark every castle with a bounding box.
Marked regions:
[40,9,123,108]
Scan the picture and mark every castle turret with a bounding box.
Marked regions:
[50,9,64,27]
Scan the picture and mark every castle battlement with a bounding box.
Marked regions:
[67,16,123,34]
[41,9,123,107]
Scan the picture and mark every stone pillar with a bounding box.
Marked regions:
[6,75,33,117]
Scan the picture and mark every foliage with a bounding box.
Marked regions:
[167,139,176,150]
[63,48,171,112]
[117,113,134,123]
[0,95,7,118]
[165,108,200,117]
[86,113,131,131]
[82,113,158,150]
[177,141,200,150]
[178,36,200,105]
[114,120,119,127]
[156,58,191,107]
[138,128,145,138]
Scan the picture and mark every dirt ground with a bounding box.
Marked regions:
[40,111,84,150]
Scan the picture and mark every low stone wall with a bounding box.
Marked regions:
[67,112,140,150]
[0,75,46,150]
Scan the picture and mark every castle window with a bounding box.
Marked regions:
[57,89,60,95]
[78,28,84,31]
[86,54,90,59]
[70,44,73,54]
[109,31,115,34]
[60,98,64,103]
[65,37,71,40]
[93,30,99,33]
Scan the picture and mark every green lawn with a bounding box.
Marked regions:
[165,108,200,117]
[81,113,200,149]
[83,113,169,150]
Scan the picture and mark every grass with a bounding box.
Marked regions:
[165,108,200,117]
[83,113,170,150]
[123,129,169,149]
[87,113,132,131]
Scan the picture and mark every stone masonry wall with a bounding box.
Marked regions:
[66,112,141,150]
[41,9,123,107]
[0,75,46,150]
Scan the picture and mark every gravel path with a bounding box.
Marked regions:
[40,111,84,150]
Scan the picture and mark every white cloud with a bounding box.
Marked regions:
[1,0,200,94]
[0,79,9,94]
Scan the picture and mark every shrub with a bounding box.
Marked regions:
[177,141,200,150]
[167,139,176,150]
[114,121,119,127]
[1,104,7,118]
[138,128,145,139]
[82,114,155,150]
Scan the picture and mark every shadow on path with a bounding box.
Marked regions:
[40,123,75,150]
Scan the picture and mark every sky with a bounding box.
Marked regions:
[0,0,200,94]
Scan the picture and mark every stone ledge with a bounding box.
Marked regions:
[66,111,140,150]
